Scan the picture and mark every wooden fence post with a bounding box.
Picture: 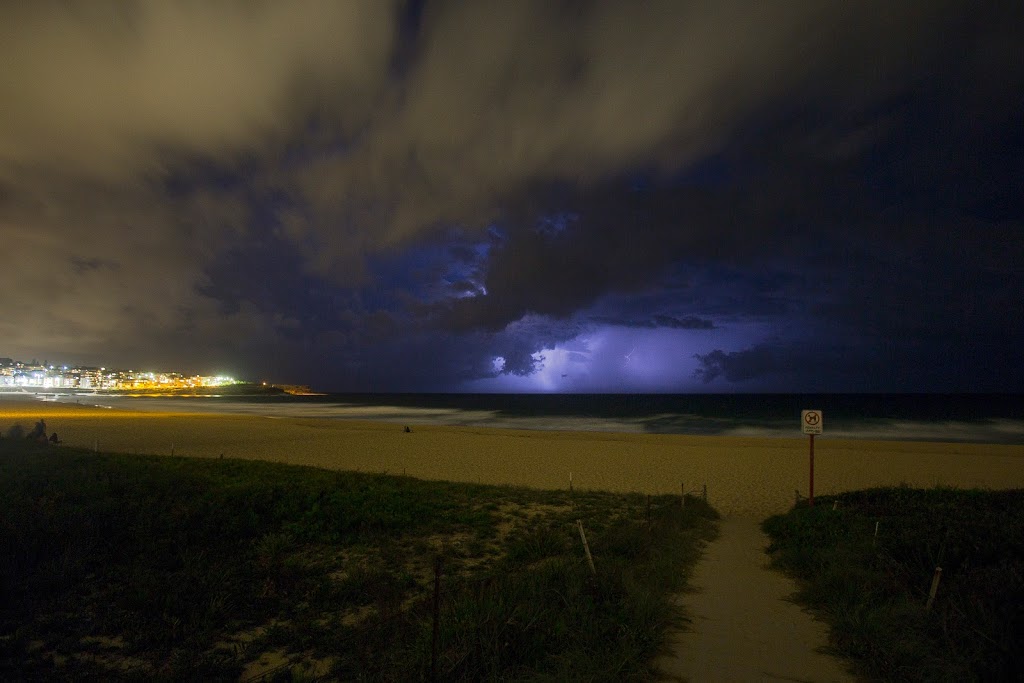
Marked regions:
[577,520,596,575]
[925,566,943,610]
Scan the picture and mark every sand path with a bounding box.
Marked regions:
[657,517,854,682]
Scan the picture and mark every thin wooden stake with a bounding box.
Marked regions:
[808,433,815,508]
[873,521,879,548]
[569,471,573,493]
[680,482,685,508]
[832,500,837,511]
[701,483,707,502]
[577,520,596,575]
[925,566,943,610]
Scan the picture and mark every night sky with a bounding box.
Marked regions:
[2,1,1022,392]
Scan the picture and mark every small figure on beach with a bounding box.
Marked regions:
[49,432,61,445]
[404,425,412,433]
[28,419,48,443]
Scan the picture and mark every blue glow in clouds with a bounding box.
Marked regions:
[466,319,772,392]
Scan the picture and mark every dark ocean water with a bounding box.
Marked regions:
[40,392,1024,444]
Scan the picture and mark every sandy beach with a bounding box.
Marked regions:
[3,398,1023,518]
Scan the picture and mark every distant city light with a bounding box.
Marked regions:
[0,356,244,391]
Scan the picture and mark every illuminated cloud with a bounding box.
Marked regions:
[0,1,398,178]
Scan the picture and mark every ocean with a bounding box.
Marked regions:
[32,392,1024,445]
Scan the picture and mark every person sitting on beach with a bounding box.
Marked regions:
[49,432,61,445]
[28,419,48,442]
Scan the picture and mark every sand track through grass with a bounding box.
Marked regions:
[658,517,854,682]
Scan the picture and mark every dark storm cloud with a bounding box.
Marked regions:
[2,1,1021,389]
[692,331,1024,393]
[490,316,583,378]
[693,346,777,384]
[592,315,715,331]
[654,316,715,330]
[292,0,988,266]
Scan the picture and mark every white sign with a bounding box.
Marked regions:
[801,409,823,435]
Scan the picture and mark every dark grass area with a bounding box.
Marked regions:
[763,487,1024,682]
[0,438,717,681]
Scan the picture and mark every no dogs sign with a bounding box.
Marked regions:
[801,410,823,435]
[801,410,822,507]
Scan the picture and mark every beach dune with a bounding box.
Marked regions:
[3,399,1022,517]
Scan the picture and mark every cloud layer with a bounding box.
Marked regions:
[2,1,1021,390]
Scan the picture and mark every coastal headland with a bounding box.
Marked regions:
[3,398,1022,517]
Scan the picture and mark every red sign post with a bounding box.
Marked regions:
[801,410,822,507]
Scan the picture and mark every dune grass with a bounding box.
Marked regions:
[763,486,1024,682]
[0,438,717,681]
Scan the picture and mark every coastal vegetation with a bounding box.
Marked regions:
[763,487,1024,682]
[0,438,717,681]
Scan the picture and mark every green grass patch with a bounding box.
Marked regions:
[763,487,1024,682]
[0,438,716,681]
